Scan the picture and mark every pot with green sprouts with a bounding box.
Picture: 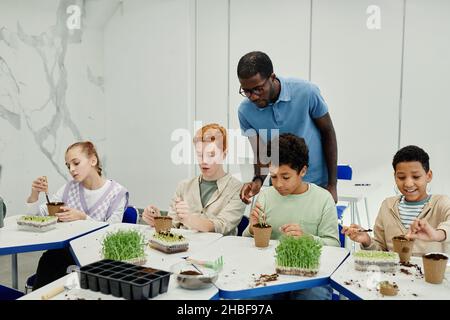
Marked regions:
[253,212,272,248]
[275,235,322,276]
[101,229,147,265]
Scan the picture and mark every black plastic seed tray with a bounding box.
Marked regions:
[79,259,171,300]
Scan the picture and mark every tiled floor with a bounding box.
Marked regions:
[0,251,43,293]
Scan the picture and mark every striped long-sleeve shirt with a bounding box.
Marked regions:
[398,195,431,228]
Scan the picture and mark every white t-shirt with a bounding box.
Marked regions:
[26,180,126,224]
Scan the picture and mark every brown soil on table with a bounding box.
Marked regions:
[344,279,361,288]
[400,261,424,277]
[400,268,412,275]
[254,273,279,286]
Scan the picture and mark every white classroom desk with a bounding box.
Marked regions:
[188,236,349,299]
[69,223,223,271]
[19,273,219,300]
[330,255,450,300]
[0,216,108,289]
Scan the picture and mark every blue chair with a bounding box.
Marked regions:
[333,165,353,299]
[122,206,139,224]
[0,284,24,300]
[336,165,352,248]
[237,216,249,236]
[336,208,347,248]
[337,164,353,180]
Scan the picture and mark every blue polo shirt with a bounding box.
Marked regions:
[238,77,329,186]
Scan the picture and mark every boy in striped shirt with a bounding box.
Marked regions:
[342,145,450,255]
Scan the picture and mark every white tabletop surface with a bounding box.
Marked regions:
[19,273,218,300]
[330,255,450,300]
[0,216,108,254]
[188,236,349,299]
[69,223,223,271]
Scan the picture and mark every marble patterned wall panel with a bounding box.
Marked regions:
[0,0,107,215]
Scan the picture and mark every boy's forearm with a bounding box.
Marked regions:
[249,135,269,182]
[191,216,215,233]
[253,164,267,183]
[435,216,450,242]
[435,229,447,242]
[322,129,337,187]
[315,113,338,187]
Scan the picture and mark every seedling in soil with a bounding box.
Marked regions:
[101,229,146,261]
[276,235,322,270]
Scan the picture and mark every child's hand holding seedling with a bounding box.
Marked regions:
[174,198,191,216]
[341,224,371,246]
[28,176,48,202]
[250,202,264,224]
[173,197,213,232]
[249,202,267,234]
[142,205,160,226]
[280,223,303,237]
[406,218,446,242]
[174,197,195,227]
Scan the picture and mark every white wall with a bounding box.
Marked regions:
[104,0,195,210]
[311,0,404,219]
[400,0,450,196]
[2,0,450,226]
[228,0,312,131]
[194,0,450,225]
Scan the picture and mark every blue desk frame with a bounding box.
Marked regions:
[218,251,350,299]
[0,224,108,290]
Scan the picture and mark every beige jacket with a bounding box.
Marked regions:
[168,173,246,236]
[363,195,450,255]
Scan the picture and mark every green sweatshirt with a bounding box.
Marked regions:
[243,183,340,247]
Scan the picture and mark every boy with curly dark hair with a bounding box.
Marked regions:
[243,133,339,244]
[243,133,339,299]
[342,145,450,255]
